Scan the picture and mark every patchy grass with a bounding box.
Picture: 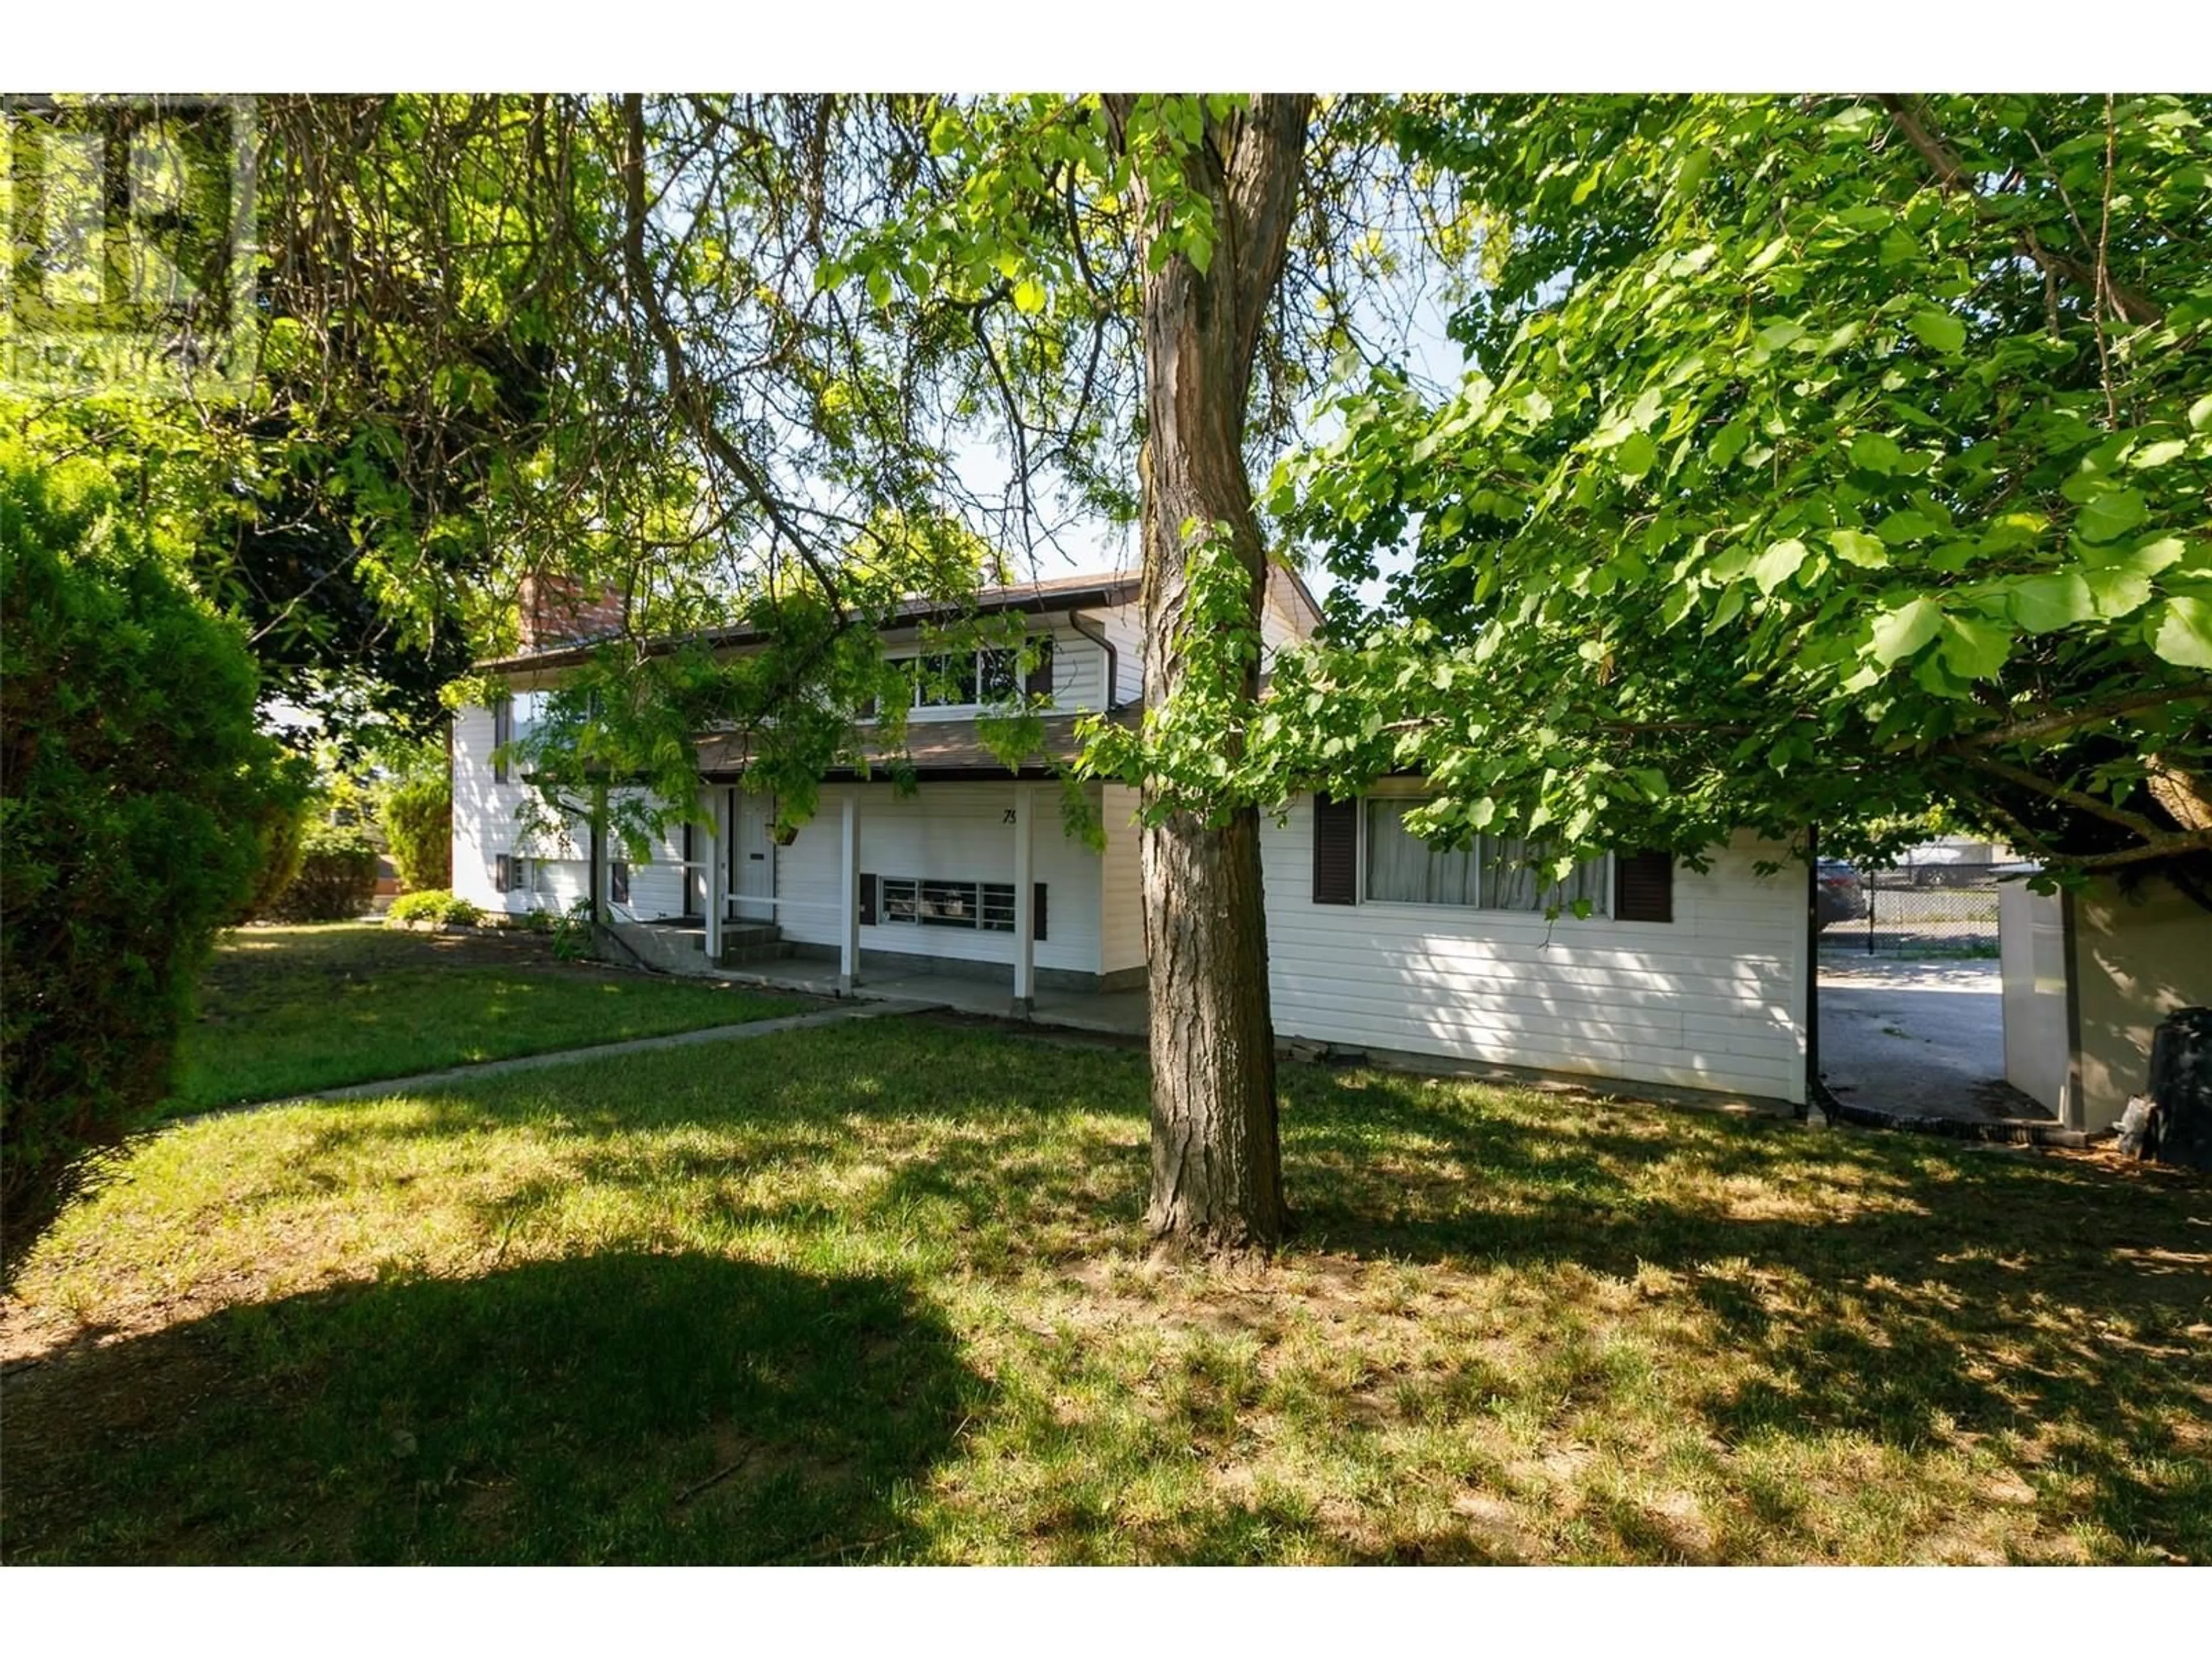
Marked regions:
[169,923,809,1111]
[4,1018,2205,1565]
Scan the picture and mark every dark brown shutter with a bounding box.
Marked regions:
[858,872,878,927]
[1025,637,1056,697]
[1032,881,1048,942]
[494,853,512,893]
[1312,793,1358,905]
[1615,851,1675,923]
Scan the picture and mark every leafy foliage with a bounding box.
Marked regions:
[266,823,380,923]
[237,759,319,922]
[0,439,297,1279]
[386,889,482,927]
[378,754,453,892]
[1270,95,2212,895]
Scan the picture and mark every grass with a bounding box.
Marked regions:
[4,1017,2206,1565]
[169,923,809,1111]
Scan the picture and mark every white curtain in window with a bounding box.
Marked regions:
[1483,836,1609,913]
[1366,800,1479,905]
[1481,836,1543,911]
[1366,801,1610,914]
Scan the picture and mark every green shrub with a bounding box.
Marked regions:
[239,762,317,921]
[550,896,600,962]
[387,888,483,927]
[267,822,380,922]
[378,765,452,891]
[1,441,296,1283]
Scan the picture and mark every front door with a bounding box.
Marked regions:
[729,787,775,922]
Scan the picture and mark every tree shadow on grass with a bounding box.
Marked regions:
[2,1252,983,1565]
[1276,1066,2212,1562]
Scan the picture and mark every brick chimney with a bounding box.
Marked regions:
[517,574,626,651]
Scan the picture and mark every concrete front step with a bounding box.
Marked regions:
[605,918,786,977]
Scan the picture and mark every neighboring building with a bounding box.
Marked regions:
[451,567,1813,1107]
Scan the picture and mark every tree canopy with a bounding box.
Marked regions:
[1264,94,2211,901]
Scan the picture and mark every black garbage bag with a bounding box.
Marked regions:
[2143,1006,2212,1172]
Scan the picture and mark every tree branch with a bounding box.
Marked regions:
[1876,94,2163,326]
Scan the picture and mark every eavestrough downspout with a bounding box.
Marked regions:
[1068,609,1120,709]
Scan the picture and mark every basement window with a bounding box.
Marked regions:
[876,877,1018,931]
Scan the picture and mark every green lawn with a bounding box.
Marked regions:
[169,923,809,1111]
[5,1018,2205,1565]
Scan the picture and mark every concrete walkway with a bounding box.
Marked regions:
[1818,955,2048,1123]
[208,1001,939,1114]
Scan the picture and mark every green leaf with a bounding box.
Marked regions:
[2188,392,2212,432]
[1877,510,1938,545]
[1869,597,1943,664]
[2129,439,2187,470]
[1750,538,1809,595]
[2007,572,2096,633]
[1615,431,1657,481]
[1012,278,1047,315]
[2150,596,2212,668]
[2084,565,2153,619]
[1829,528,1889,568]
[1849,433,1903,475]
[1907,308,1966,354]
[2076,487,2147,544]
[1937,613,2011,680]
[1705,582,1747,632]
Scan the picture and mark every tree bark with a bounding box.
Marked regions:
[1111,95,1311,1251]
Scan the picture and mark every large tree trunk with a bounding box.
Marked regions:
[1115,95,1311,1251]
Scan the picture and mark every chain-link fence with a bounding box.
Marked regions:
[1829,862,2004,956]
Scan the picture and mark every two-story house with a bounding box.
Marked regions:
[451,566,1814,1107]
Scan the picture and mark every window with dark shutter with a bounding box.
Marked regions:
[1614,851,1675,923]
[1312,793,1358,905]
[1025,637,1055,698]
[494,853,513,893]
[858,872,878,927]
[1032,881,1048,942]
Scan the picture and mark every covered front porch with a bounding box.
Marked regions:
[597,715,1146,1016]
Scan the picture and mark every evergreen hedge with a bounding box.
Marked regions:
[1,444,296,1282]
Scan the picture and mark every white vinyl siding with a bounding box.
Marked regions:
[453,703,687,918]
[453,701,586,915]
[1262,798,1808,1104]
[1093,604,1145,706]
[1099,783,1146,975]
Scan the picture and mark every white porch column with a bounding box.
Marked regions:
[703,787,726,963]
[1012,783,1035,1016]
[839,790,861,993]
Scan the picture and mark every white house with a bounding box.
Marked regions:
[451,567,1813,1107]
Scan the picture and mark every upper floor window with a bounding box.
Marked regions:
[876,638,1053,715]
[1363,798,1610,915]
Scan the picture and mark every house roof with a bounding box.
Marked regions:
[696,709,1137,783]
[478,568,1144,675]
